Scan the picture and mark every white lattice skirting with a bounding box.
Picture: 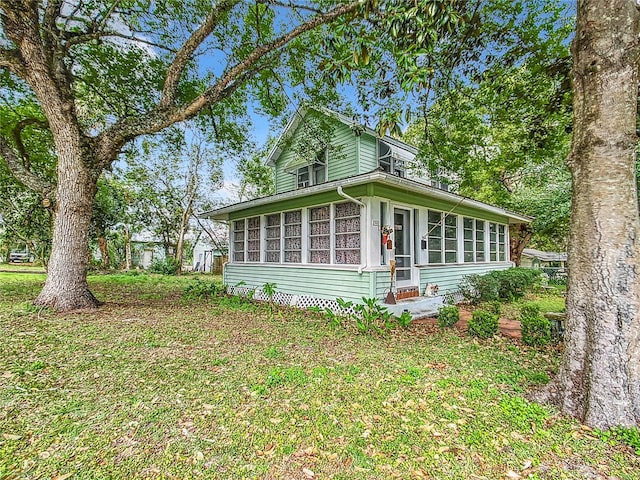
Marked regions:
[226,285,357,316]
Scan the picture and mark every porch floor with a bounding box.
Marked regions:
[383,295,445,320]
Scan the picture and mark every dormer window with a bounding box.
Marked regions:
[378,140,406,177]
[296,149,328,189]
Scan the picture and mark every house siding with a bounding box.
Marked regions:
[224,264,373,302]
[419,263,511,294]
[274,119,359,195]
[359,133,378,172]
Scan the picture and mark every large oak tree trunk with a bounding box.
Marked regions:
[34,141,101,310]
[533,0,640,428]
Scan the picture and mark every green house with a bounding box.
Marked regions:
[203,107,531,316]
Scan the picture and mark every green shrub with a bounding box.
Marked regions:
[460,273,500,304]
[468,310,498,339]
[183,279,225,299]
[461,268,542,304]
[150,257,180,275]
[494,268,542,301]
[520,304,552,346]
[437,305,459,328]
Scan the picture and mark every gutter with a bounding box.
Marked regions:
[337,186,368,275]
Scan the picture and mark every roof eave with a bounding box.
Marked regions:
[200,171,532,224]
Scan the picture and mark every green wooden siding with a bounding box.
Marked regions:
[419,263,511,294]
[274,149,297,193]
[373,270,392,298]
[274,118,358,195]
[224,264,373,302]
[327,122,358,181]
[359,133,378,172]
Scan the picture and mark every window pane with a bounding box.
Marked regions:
[335,202,361,264]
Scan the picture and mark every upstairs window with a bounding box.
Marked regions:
[378,139,406,177]
[297,150,327,189]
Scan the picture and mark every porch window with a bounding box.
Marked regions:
[232,219,245,262]
[334,202,361,264]
[463,218,474,262]
[284,210,302,263]
[309,205,330,263]
[475,220,485,261]
[265,214,281,263]
[489,222,498,261]
[247,216,261,262]
[427,210,457,264]
[498,224,507,261]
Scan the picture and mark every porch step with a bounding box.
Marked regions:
[383,295,445,320]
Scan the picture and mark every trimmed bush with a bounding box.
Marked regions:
[461,268,542,304]
[460,273,500,304]
[520,304,552,346]
[437,305,460,328]
[468,310,499,339]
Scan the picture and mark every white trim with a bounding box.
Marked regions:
[201,171,532,224]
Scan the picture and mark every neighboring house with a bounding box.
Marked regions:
[193,237,228,273]
[521,248,567,269]
[130,233,167,269]
[202,107,531,315]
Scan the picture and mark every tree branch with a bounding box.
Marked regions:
[95,1,360,169]
[0,47,26,77]
[159,0,239,109]
[11,117,49,168]
[0,134,55,194]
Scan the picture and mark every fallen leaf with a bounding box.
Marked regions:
[53,474,73,480]
[302,467,315,478]
[506,470,522,479]
[2,434,21,440]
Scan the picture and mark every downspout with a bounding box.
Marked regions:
[337,186,368,274]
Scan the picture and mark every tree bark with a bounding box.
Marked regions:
[532,0,640,429]
[509,223,532,266]
[34,141,102,310]
[98,235,109,269]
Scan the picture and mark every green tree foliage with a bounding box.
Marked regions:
[402,3,574,251]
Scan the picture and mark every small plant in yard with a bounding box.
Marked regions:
[595,426,640,455]
[182,279,225,299]
[328,297,412,333]
[468,309,499,339]
[520,304,552,346]
[262,282,277,301]
[437,305,459,328]
[396,310,413,329]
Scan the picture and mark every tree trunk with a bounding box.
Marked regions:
[98,235,109,268]
[509,223,532,267]
[532,0,640,429]
[124,226,132,271]
[34,143,101,310]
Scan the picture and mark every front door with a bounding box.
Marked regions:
[394,208,412,286]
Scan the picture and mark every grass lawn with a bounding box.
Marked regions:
[1,273,638,479]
